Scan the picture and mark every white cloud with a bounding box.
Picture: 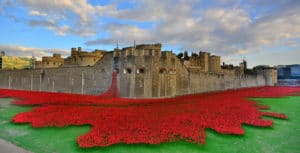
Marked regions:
[249,11,300,47]
[28,19,56,27]
[236,49,251,55]
[47,25,70,36]
[284,40,299,47]
[2,0,300,66]
[16,0,101,36]
[246,49,300,67]
[29,10,47,16]
[0,44,69,59]
[203,8,250,32]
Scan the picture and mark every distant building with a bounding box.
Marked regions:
[35,53,64,69]
[290,65,300,77]
[68,47,105,66]
[277,64,300,86]
[34,47,106,68]
[277,64,300,79]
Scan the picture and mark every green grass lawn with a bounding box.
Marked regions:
[0,96,299,153]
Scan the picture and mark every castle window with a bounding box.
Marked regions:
[46,62,49,65]
[148,50,152,56]
[137,68,145,74]
[169,69,176,74]
[124,68,132,74]
[159,68,167,74]
[127,68,132,74]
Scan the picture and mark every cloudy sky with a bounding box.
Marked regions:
[0,0,299,67]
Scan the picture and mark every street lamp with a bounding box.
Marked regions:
[81,71,85,94]
[39,69,45,91]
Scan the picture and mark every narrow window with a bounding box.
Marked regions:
[126,68,132,74]
[124,68,132,74]
[137,68,145,74]
[159,68,166,74]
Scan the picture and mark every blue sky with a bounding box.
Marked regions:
[0,0,299,67]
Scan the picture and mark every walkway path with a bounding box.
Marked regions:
[0,138,32,153]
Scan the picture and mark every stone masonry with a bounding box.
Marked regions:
[0,44,277,98]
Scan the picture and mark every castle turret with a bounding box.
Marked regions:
[113,48,120,57]
[239,59,247,75]
[69,47,105,66]
[71,47,77,56]
[36,53,64,68]
[254,66,278,86]
[208,55,221,73]
[199,52,209,72]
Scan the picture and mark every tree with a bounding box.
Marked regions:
[176,52,183,59]
[191,53,198,57]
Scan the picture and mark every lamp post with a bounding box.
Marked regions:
[81,72,85,94]
[8,76,11,89]
[30,74,33,90]
[39,69,45,91]
[70,78,74,93]
[52,81,55,92]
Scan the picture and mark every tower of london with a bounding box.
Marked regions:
[0,43,277,98]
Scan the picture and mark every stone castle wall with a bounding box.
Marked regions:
[0,53,114,95]
[116,51,190,98]
[188,71,265,94]
[0,51,274,98]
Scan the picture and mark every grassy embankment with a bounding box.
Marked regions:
[0,96,299,153]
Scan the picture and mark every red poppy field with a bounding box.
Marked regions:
[0,73,300,148]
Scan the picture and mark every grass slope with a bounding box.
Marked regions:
[0,96,299,153]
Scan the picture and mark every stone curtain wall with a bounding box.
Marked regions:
[187,72,266,95]
[0,52,267,97]
[0,54,114,95]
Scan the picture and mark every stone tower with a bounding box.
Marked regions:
[208,55,221,73]
[199,52,209,72]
